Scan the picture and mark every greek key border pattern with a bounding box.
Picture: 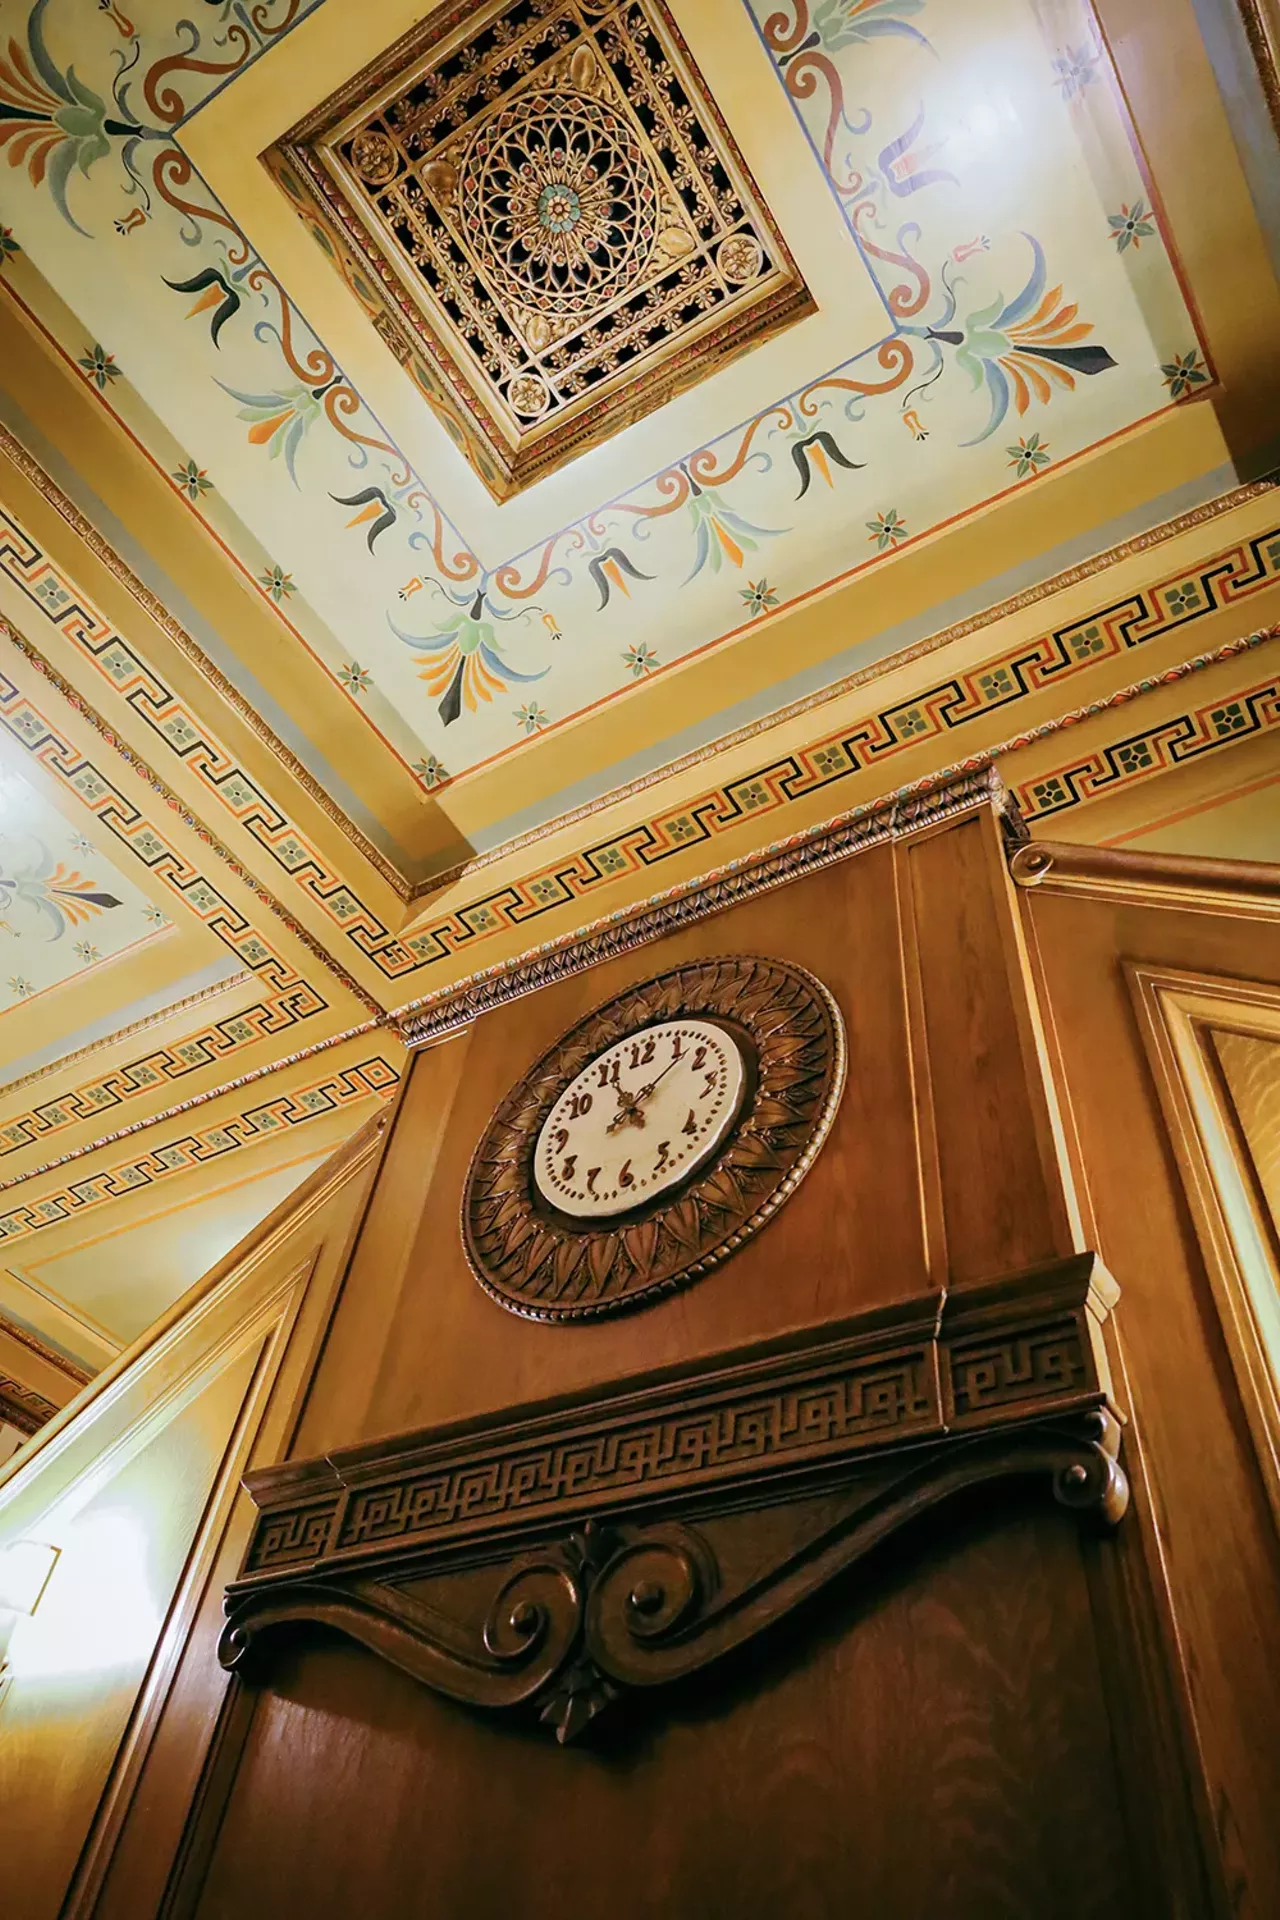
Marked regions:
[0,1054,400,1244]
[0,505,420,976]
[0,1372,59,1435]
[0,657,328,1024]
[394,527,1280,972]
[1015,672,1280,818]
[242,1275,1103,1576]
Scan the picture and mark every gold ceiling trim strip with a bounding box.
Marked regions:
[0,1021,391,1196]
[0,972,251,1103]
[423,475,1280,891]
[0,1312,93,1387]
[392,625,1278,1044]
[0,422,412,902]
[1,617,385,1017]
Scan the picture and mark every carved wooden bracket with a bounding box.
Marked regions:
[222,1254,1128,1742]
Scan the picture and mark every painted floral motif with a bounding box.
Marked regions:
[0,838,121,941]
[915,236,1117,442]
[0,225,19,266]
[78,342,119,389]
[1051,43,1100,99]
[1007,431,1051,476]
[684,475,781,581]
[514,702,548,734]
[867,509,908,549]
[1162,351,1210,399]
[1108,200,1156,252]
[0,0,1207,784]
[740,580,780,616]
[413,753,450,789]
[394,587,550,728]
[172,459,212,499]
[258,564,295,602]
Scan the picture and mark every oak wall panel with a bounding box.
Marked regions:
[301,843,936,1444]
[1020,865,1280,1920]
[191,1496,1137,1920]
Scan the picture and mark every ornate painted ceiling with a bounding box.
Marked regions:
[0,0,1277,1380]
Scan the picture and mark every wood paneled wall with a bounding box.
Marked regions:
[6,790,1279,1920]
[295,807,1081,1453]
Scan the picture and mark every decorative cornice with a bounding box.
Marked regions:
[427,474,1280,890]
[0,1311,93,1387]
[1,616,383,1016]
[392,627,1276,1046]
[0,1020,389,1195]
[0,1372,59,1436]
[222,1251,1126,1742]
[0,971,250,1104]
[395,766,1017,1045]
[1010,839,1280,920]
[0,421,410,899]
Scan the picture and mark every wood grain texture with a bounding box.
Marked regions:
[305,844,933,1443]
[1020,869,1280,1920]
[907,814,1078,1283]
[191,1495,1138,1920]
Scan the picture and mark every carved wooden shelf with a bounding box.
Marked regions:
[221,1253,1127,1742]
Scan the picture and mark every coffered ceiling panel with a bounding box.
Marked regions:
[2,0,1266,865]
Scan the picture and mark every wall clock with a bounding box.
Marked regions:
[462,955,846,1320]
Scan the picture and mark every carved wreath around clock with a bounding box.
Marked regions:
[461,956,846,1320]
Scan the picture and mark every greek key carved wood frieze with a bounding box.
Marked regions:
[221,1254,1129,1742]
[460,955,846,1320]
[269,0,811,498]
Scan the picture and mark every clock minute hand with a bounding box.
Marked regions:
[631,1052,684,1107]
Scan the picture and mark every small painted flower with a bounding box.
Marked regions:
[622,644,659,677]
[1007,432,1051,478]
[78,344,120,390]
[1161,351,1210,399]
[258,564,295,602]
[7,977,33,998]
[68,831,94,853]
[172,460,212,500]
[73,941,101,965]
[339,662,372,694]
[413,754,450,789]
[0,226,18,269]
[1052,43,1099,99]
[867,510,908,550]
[1108,200,1156,253]
[514,702,548,734]
[143,904,168,925]
[739,579,779,617]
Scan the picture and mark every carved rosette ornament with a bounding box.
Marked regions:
[461,955,846,1319]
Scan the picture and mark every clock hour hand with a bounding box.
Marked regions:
[605,1079,647,1134]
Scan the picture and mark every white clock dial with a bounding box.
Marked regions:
[533,1019,746,1220]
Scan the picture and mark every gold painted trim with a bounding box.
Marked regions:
[420,475,1280,894]
[0,422,412,901]
[391,627,1276,1042]
[1,615,385,1016]
[1127,963,1280,1529]
[1237,0,1280,140]
[0,1019,390,1195]
[0,972,251,1102]
[0,1311,92,1388]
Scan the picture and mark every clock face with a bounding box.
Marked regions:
[533,1020,746,1220]
[462,955,846,1322]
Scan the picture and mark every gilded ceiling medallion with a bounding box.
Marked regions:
[268,0,813,500]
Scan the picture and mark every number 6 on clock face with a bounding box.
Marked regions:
[533,1019,746,1220]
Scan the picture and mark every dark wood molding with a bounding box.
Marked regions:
[221,1253,1128,1741]
[394,766,1027,1048]
[1009,839,1280,918]
[0,1372,59,1436]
